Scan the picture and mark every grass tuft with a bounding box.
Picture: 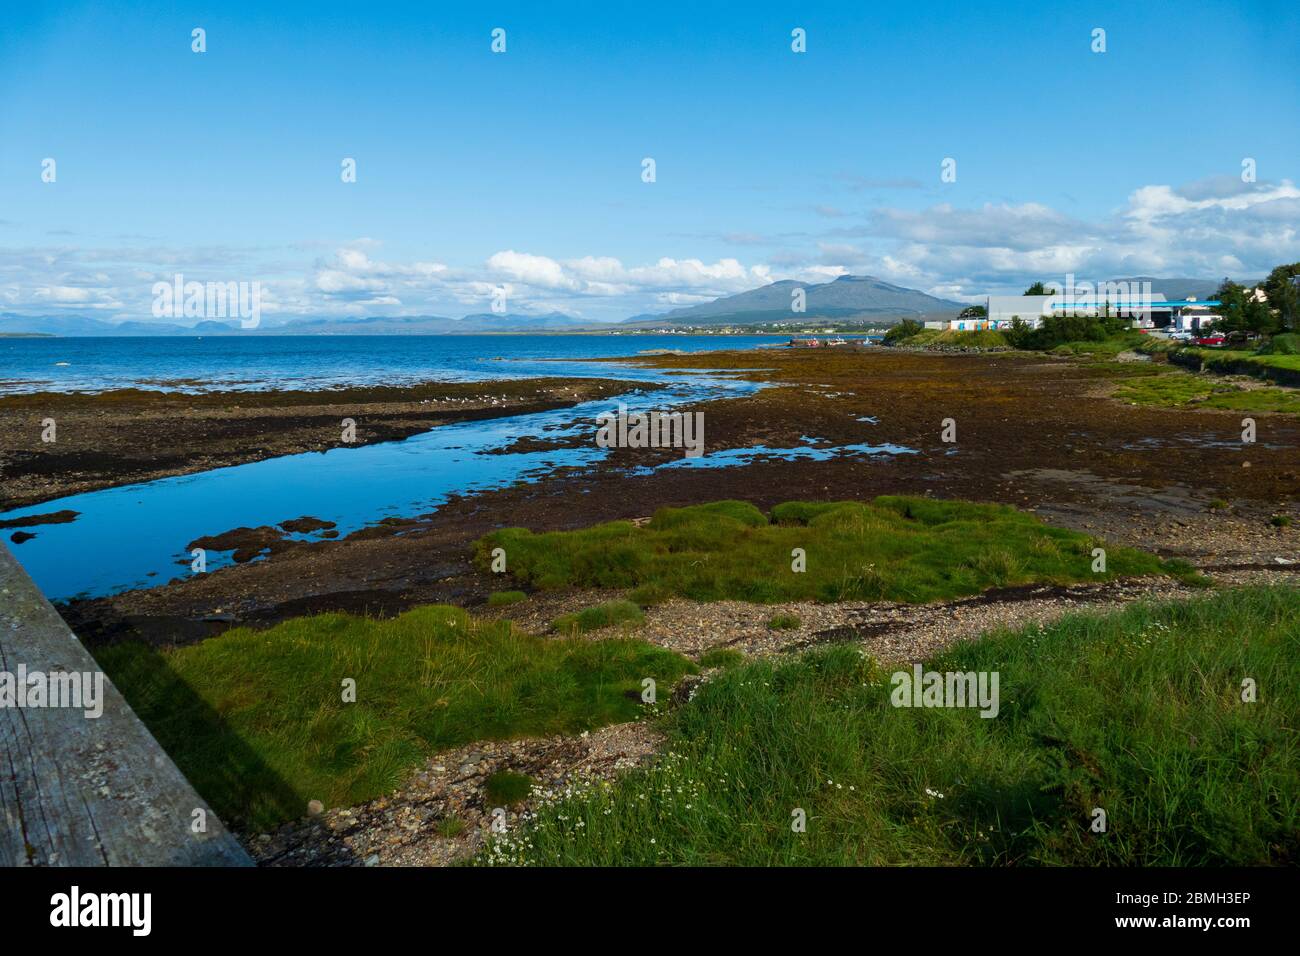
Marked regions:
[766,613,802,631]
[553,599,646,635]
[485,771,535,807]
[437,817,466,838]
[698,647,745,669]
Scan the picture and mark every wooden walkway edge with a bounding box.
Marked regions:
[0,542,250,866]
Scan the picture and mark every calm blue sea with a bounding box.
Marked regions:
[0,334,787,394]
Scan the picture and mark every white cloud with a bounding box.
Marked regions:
[840,178,1300,295]
[2,175,1296,321]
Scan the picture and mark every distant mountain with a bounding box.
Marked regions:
[458,312,591,331]
[274,312,589,334]
[0,274,1266,337]
[630,275,965,326]
[0,314,230,336]
[0,312,591,336]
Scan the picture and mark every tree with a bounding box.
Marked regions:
[957,304,987,318]
[883,318,923,345]
[1212,279,1276,335]
[1023,282,1049,296]
[1003,316,1035,349]
[1261,263,1300,331]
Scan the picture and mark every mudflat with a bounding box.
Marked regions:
[53,347,1299,646]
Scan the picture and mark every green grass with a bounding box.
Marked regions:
[896,328,941,346]
[1271,515,1292,528]
[479,587,1300,866]
[94,605,694,831]
[698,647,745,670]
[899,329,1009,349]
[1149,343,1300,386]
[553,599,646,635]
[1114,367,1300,414]
[437,816,467,838]
[485,771,535,807]
[1050,332,1147,358]
[628,583,672,607]
[1246,352,1300,372]
[479,496,1199,604]
[486,590,527,606]
[767,613,802,631]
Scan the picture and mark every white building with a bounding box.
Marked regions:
[949,292,1223,332]
[979,295,1056,329]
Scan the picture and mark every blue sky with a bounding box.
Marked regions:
[2,0,1298,323]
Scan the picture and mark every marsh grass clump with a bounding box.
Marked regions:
[628,583,672,607]
[483,587,1300,867]
[487,590,527,606]
[94,606,693,831]
[1115,368,1300,414]
[766,613,801,631]
[969,547,1022,586]
[437,816,467,838]
[479,495,1188,604]
[485,771,535,807]
[553,599,645,635]
[698,647,745,669]
[1160,557,1211,585]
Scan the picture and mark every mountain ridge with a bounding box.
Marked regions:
[0,274,1258,336]
[626,274,965,326]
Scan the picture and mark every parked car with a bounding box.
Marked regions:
[1194,334,1226,347]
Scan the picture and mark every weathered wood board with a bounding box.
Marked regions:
[0,542,250,866]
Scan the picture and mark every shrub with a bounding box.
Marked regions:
[883,318,924,345]
[1258,333,1300,355]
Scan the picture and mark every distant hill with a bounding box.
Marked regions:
[0,314,246,336]
[273,312,589,335]
[0,312,591,336]
[628,275,965,326]
[0,274,1267,337]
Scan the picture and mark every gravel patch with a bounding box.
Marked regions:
[247,720,663,868]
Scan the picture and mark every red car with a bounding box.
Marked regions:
[1194,334,1226,347]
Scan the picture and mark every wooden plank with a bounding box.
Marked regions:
[0,542,250,866]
